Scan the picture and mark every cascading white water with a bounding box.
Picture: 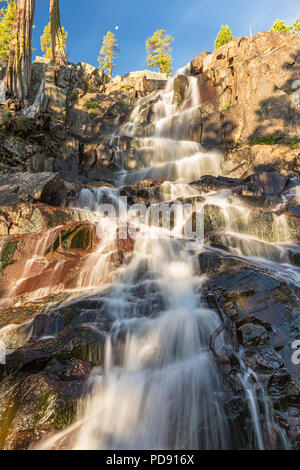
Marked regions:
[115,67,222,184]
[33,65,298,451]
[72,233,229,450]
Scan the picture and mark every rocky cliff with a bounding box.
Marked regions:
[190,31,300,175]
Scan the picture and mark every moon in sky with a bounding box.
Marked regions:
[115,26,119,30]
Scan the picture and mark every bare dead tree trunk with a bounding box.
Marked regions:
[50,0,67,66]
[5,0,36,103]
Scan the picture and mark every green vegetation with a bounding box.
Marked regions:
[214,25,234,49]
[15,116,33,134]
[121,84,133,91]
[233,139,242,147]
[270,19,292,32]
[69,91,78,104]
[250,135,277,145]
[47,210,72,228]
[287,137,299,149]
[270,18,300,33]
[98,30,120,81]
[40,21,68,60]
[0,241,18,273]
[294,18,300,32]
[84,100,100,110]
[222,103,230,110]
[0,0,15,67]
[146,29,174,76]
[2,110,12,126]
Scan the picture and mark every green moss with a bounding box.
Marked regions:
[45,226,92,255]
[44,230,69,255]
[35,390,77,430]
[84,100,100,110]
[0,393,19,450]
[287,137,299,149]
[47,211,72,228]
[0,241,18,273]
[250,135,277,146]
[222,103,230,110]
[70,227,92,250]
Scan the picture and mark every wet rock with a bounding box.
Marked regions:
[244,348,284,374]
[3,324,105,376]
[120,179,164,206]
[191,175,246,191]
[173,75,189,106]
[287,247,300,267]
[31,298,113,340]
[238,323,270,347]
[0,356,93,449]
[197,251,241,275]
[0,221,97,306]
[288,206,300,218]
[204,265,300,379]
[268,370,300,400]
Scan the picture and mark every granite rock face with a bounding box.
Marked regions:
[190,31,300,147]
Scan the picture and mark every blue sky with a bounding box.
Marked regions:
[32,0,299,76]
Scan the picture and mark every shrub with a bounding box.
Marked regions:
[15,116,33,134]
[84,100,100,110]
[250,135,277,145]
[2,111,12,127]
[287,137,299,149]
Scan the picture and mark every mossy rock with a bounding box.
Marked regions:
[0,241,18,273]
[47,211,73,228]
[45,225,92,255]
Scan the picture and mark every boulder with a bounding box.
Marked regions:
[0,172,67,207]
[238,323,271,347]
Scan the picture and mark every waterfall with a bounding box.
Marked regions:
[19,64,298,450]
[115,68,222,184]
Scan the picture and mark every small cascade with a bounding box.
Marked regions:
[115,67,222,184]
[71,187,125,290]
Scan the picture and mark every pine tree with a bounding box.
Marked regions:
[214,25,234,49]
[270,19,292,32]
[5,0,35,102]
[293,18,300,32]
[0,0,16,67]
[49,0,67,65]
[41,21,67,60]
[98,31,120,81]
[146,29,174,76]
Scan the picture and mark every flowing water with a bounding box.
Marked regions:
[3,65,300,450]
